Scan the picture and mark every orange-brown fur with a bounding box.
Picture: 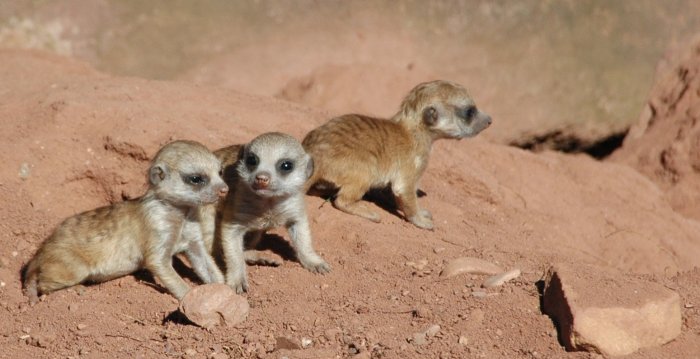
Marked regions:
[302,80,492,229]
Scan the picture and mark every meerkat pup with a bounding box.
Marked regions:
[302,80,492,230]
[216,132,330,293]
[23,140,228,303]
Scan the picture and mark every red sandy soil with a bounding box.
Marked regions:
[1,50,699,358]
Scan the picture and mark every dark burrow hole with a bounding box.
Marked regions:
[510,129,629,160]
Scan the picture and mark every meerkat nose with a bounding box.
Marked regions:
[219,185,229,197]
[254,173,271,188]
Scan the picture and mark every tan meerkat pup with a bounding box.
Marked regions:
[23,140,228,303]
[215,132,330,293]
[302,80,492,230]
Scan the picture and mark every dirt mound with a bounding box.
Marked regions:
[1,50,699,358]
[276,63,435,118]
[611,37,700,220]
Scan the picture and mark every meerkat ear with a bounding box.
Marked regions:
[305,155,314,180]
[149,164,168,185]
[422,106,438,126]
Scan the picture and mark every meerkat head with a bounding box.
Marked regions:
[396,80,492,140]
[148,140,228,207]
[237,132,313,198]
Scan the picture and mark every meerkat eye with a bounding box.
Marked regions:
[245,153,259,167]
[278,160,294,173]
[184,174,208,186]
[460,106,477,119]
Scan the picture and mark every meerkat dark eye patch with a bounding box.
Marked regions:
[458,105,477,120]
[277,159,294,174]
[245,153,259,168]
[183,173,209,186]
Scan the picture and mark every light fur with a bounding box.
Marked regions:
[214,132,330,293]
[23,140,228,303]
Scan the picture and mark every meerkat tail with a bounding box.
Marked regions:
[23,262,40,304]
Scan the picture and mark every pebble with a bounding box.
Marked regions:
[684,303,694,308]
[425,324,441,337]
[433,247,445,254]
[482,269,521,288]
[411,332,427,346]
[471,290,488,298]
[179,284,249,329]
[458,335,469,345]
[301,337,313,348]
[77,324,87,330]
[440,257,503,278]
[11,251,18,257]
[18,163,31,180]
[184,348,197,356]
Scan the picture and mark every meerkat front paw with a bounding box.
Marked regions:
[408,214,434,230]
[226,275,249,294]
[300,257,331,274]
[245,250,282,267]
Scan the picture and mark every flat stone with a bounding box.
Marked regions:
[179,284,249,329]
[542,263,681,357]
[440,257,503,278]
[482,268,521,288]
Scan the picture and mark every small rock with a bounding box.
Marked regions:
[410,332,427,346]
[440,257,503,278]
[425,324,441,337]
[684,303,694,309]
[18,163,31,180]
[301,337,313,348]
[482,269,521,288]
[542,263,681,356]
[276,336,301,350]
[11,251,18,257]
[184,348,197,356]
[433,247,445,254]
[471,290,488,298]
[68,303,79,312]
[458,335,468,345]
[179,284,249,329]
[77,324,87,330]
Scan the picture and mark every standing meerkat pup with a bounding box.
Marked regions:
[302,80,492,230]
[23,140,228,303]
[216,132,330,293]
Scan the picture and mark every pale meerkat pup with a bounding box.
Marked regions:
[215,132,330,293]
[302,80,492,230]
[23,140,228,303]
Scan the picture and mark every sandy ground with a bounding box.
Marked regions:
[0,49,699,358]
[1,2,700,358]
